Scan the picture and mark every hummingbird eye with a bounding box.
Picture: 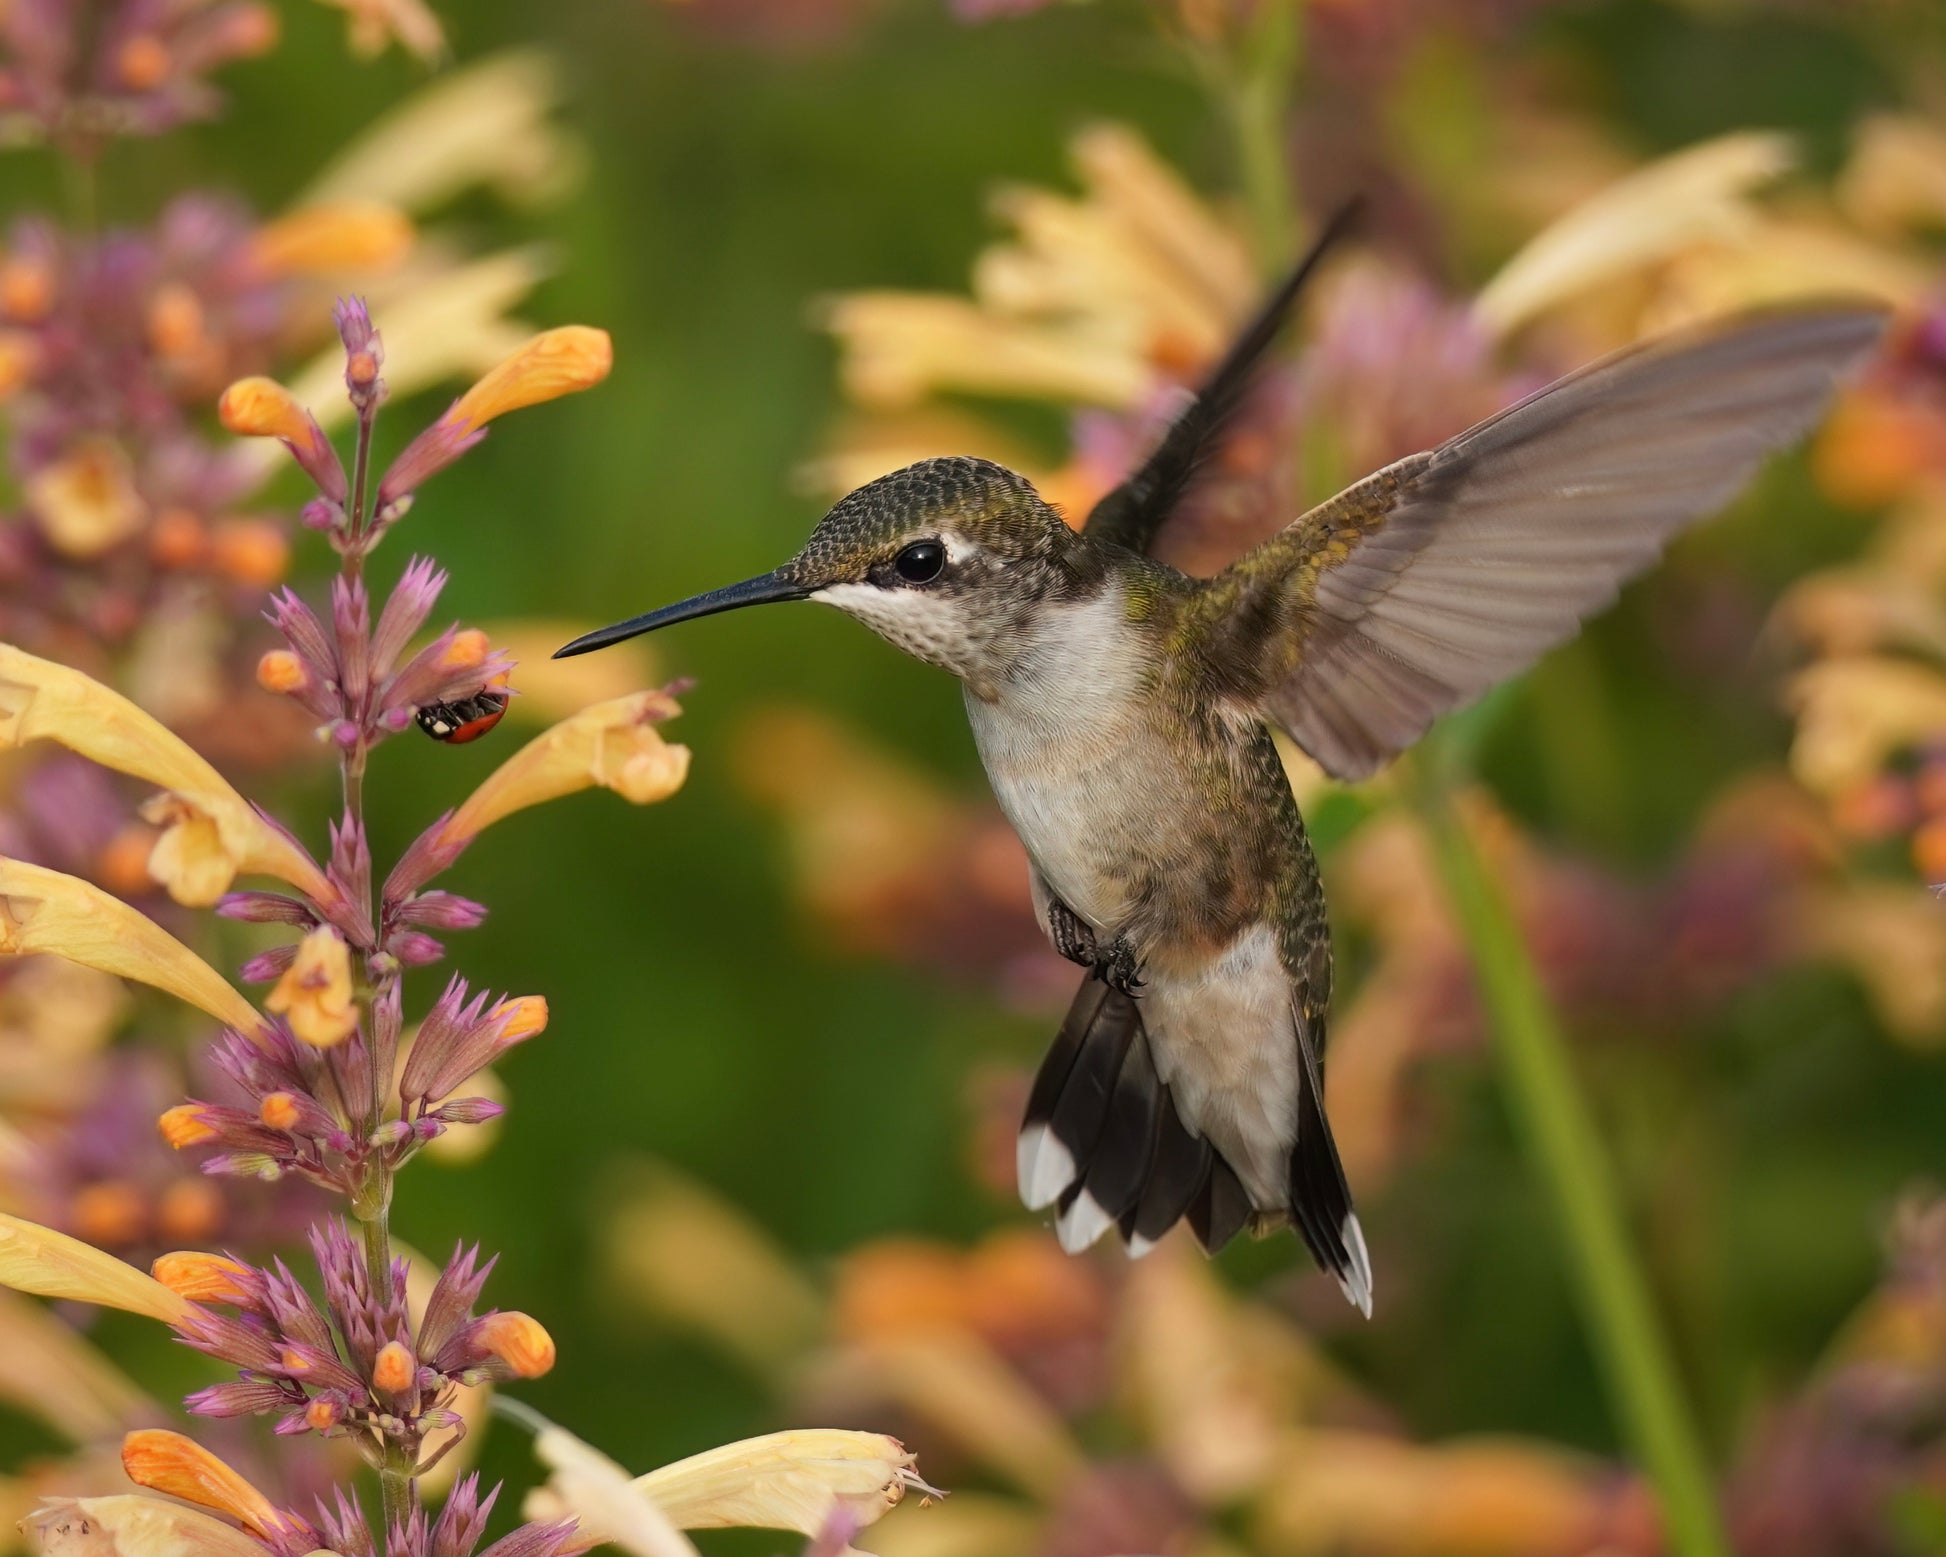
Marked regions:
[893,540,946,585]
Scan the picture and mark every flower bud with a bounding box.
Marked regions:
[159,1104,218,1148]
[114,35,171,90]
[371,1339,416,1393]
[476,1311,555,1377]
[257,1093,301,1131]
[211,520,289,588]
[0,258,50,321]
[256,651,308,695]
[491,995,548,1043]
[152,1252,256,1305]
[305,1397,341,1432]
[146,283,204,360]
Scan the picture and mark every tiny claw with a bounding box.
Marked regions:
[1094,937,1145,996]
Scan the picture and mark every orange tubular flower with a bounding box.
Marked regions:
[477,1311,556,1377]
[377,327,613,502]
[121,1431,287,1538]
[151,1252,255,1304]
[217,378,347,501]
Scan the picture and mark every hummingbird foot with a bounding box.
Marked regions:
[1047,900,1100,969]
[1095,935,1145,996]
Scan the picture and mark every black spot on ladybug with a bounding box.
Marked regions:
[416,690,509,745]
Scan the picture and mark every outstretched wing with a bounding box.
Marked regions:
[1191,304,1886,781]
[1082,202,1360,557]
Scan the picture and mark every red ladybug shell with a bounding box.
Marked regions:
[416,690,509,744]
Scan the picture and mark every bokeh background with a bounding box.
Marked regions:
[4,1,1946,1554]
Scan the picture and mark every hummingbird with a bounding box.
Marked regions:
[556,216,1883,1315]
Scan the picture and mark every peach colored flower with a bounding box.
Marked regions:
[0,646,333,908]
[263,926,358,1048]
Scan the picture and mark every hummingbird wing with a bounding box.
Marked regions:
[1081,202,1359,557]
[1193,304,1886,781]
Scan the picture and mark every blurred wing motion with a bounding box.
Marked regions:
[1083,201,1360,557]
[1195,305,1887,780]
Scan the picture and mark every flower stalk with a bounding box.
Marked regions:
[1416,768,1731,1557]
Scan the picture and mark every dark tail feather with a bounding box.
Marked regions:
[1188,1156,1251,1255]
[1289,1018,1374,1316]
[1017,978,1137,1212]
[1119,1090,1211,1256]
[1056,1029,1164,1252]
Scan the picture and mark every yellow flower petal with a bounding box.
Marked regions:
[262,926,357,1048]
[815,1332,1083,1501]
[299,49,578,214]
[315,0,445,62]
[0,1213,193,1325]
[1474,131,1795,341]
[22,1496,269,1557]
[0,860,267,1039]
[0,646,333,907]
[1840,114,1946,236]
[246,203,414,277]
[817,292,1150,411]
[1786,656,1946,797]
[630,1429,931,1539]
[440,691,688,847]
[120,1432,285,1538]
[524,1419,700,1557]
[26,438,147,560]
[445,326,612,436]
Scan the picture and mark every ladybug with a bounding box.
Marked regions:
[415,690,509,744]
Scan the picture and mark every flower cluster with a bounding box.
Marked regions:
[163,1223,552,1456]
[0,286,923,1557]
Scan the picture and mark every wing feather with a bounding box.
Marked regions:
[1198,304,1886,780]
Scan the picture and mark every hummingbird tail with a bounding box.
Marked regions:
[1289,1029,1374,1318]
[1021,976,1265,1261]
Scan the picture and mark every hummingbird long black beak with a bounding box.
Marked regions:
[552,570,809,659]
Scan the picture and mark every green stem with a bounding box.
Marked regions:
[1418,780,1731,1557]
[378,1443,414,1535]
[359,1191,394,1304]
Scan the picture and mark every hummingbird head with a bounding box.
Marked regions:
[555,456,1090,690]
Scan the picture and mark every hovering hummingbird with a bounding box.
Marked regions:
[556,215,1883,1315]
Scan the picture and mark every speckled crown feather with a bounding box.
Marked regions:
[785,455,1062,584]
